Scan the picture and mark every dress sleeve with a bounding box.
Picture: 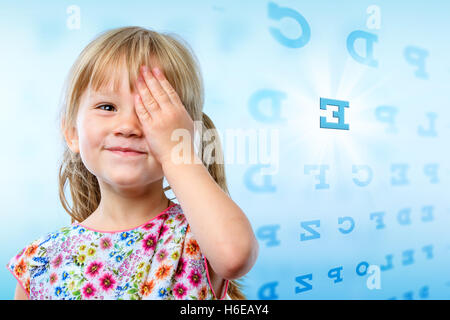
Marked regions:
[5,239,41,299]
[202,253,230,300]
[183,224,230,300]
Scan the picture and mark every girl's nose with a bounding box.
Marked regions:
[114,110,143,137]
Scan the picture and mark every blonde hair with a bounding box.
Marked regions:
[57,26,246,300]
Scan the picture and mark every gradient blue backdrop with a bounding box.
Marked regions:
[0,0,449,299]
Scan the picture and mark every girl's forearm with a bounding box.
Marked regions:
[161,151,258,280]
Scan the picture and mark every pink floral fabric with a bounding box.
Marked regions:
[6,203,229,300]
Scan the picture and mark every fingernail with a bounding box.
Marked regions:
[141,65,148,74]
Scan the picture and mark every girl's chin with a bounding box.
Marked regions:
[103,172,163,187]
[106,180,154,193]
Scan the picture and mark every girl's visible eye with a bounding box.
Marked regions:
[97,104,116,112]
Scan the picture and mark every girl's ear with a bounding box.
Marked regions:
[63,125,80,154]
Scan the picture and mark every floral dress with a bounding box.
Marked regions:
[6,203,230,300]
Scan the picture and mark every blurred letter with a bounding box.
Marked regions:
[346,30,378,67]
[268,2,311,48]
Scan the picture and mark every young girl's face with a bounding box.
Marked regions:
[67,62,165,190]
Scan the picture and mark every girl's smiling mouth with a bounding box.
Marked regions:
[105,147,147,157]
[107,149,147,157]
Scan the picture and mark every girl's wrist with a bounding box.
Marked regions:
[160,147,202,171]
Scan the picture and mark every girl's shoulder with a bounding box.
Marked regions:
[7,224,78,265]
[5,224,78,298]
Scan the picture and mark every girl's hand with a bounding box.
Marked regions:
[134,65,195,166]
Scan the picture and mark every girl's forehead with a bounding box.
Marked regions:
[96,56,142,86]
[83,54,159,100]
[87,70,138,98]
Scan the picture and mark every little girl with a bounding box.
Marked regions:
[6,26,258,300]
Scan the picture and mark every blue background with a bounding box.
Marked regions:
[0,0,449,299]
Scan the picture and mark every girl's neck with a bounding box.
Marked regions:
[80,192,172,232]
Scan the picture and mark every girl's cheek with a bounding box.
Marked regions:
[79,119,105,151]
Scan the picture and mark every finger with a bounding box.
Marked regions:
[136,73,160,114]
[141,65,172,110]
[134,93,152,122]
[151,67,184,109]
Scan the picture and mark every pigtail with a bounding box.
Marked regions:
[58,147,101,224]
